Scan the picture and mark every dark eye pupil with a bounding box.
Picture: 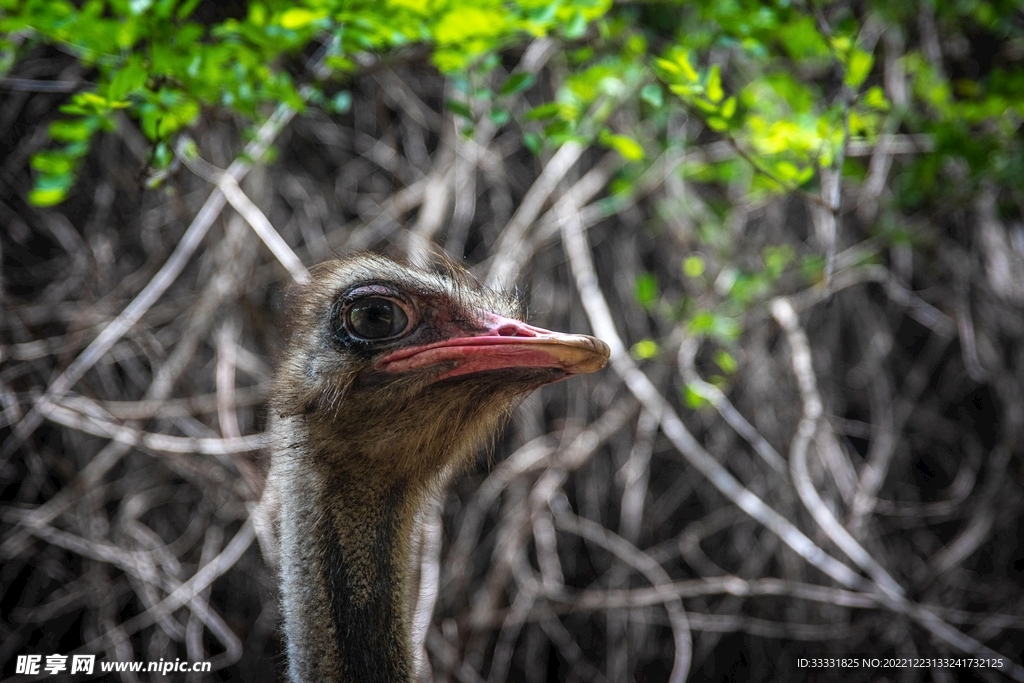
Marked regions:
[346,298,408,339]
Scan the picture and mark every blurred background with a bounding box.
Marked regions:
[2,1,1023,681]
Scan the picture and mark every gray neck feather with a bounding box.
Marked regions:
[270,427,417,683]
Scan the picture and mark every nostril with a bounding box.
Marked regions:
[495,324,534,337]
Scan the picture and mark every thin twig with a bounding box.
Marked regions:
[559,193,868,591]
[2,101,297,459]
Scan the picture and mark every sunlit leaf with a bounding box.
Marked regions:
[863,86,890,111]
[49,119,96,143]
[845,49,874,89]
[778,15,830,62]
[713,349,738,374]
[599,130,645,161]
[683,255,705,278]
[28,187,67,206]
[706,64,723,103]
[28,173,74,206]
[108,61,147,100]
[656,48,698,83]
[30,151,75,175]
[278,8,327,30]
[706,116,728,131]
[434,7,506,44]
[563,11,587,39]
[720,96,736,119]
[683,382,710,409]
[631,339,660,360]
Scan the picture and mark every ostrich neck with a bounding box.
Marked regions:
[275,437,423,683]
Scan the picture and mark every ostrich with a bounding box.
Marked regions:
[259,254,609,683]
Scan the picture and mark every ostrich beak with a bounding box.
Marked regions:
[377,313,610,382]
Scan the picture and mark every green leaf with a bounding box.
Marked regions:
[525,102,562,120]
[49,118,96,143]
[599,130,645,161]
[688,311,741,342]
[563,10,587,39]
[176,0,202,20]
[488,108,511,126]
[720,96,736,119]
[28,187,67,206]
[762,245,794,277]
[544,119,571,139]
[446,99,473,119]
[706,64,724,103]
[713,349,738,374]
[640,83,663,108]
[845,49,873,89]
[683,382,710,409]
[28,173,74,206]
[30,150,75,175]
[526,2,558,25]
[141,107,160,140]
[499,72,535,96]
[635,272,659,306]
[683,255,705,278]
[522,131,542,155]
[690,98,719,114]
[862,86,889,111]
[631,339,660,360]
[108,61,147,101]
[779,15,831,62]
[656,49,698,83]
[773,161,802,181]
[278,8,327,30]
[705,116,728,131]
[153,141,172,167]
[63,92,113,115]
[434,7,507,44]
[689,311,714,335]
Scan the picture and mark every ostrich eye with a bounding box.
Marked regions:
[345,297,410,340]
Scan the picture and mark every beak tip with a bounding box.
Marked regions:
[569,335,611,374]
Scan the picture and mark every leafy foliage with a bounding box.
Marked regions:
[4,0,1024,350]
[6,0,1022,219]
[2,0,610,204]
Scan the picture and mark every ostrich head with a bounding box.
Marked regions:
[261,253,609,683]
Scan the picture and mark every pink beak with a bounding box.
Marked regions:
[376,313,610,383]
